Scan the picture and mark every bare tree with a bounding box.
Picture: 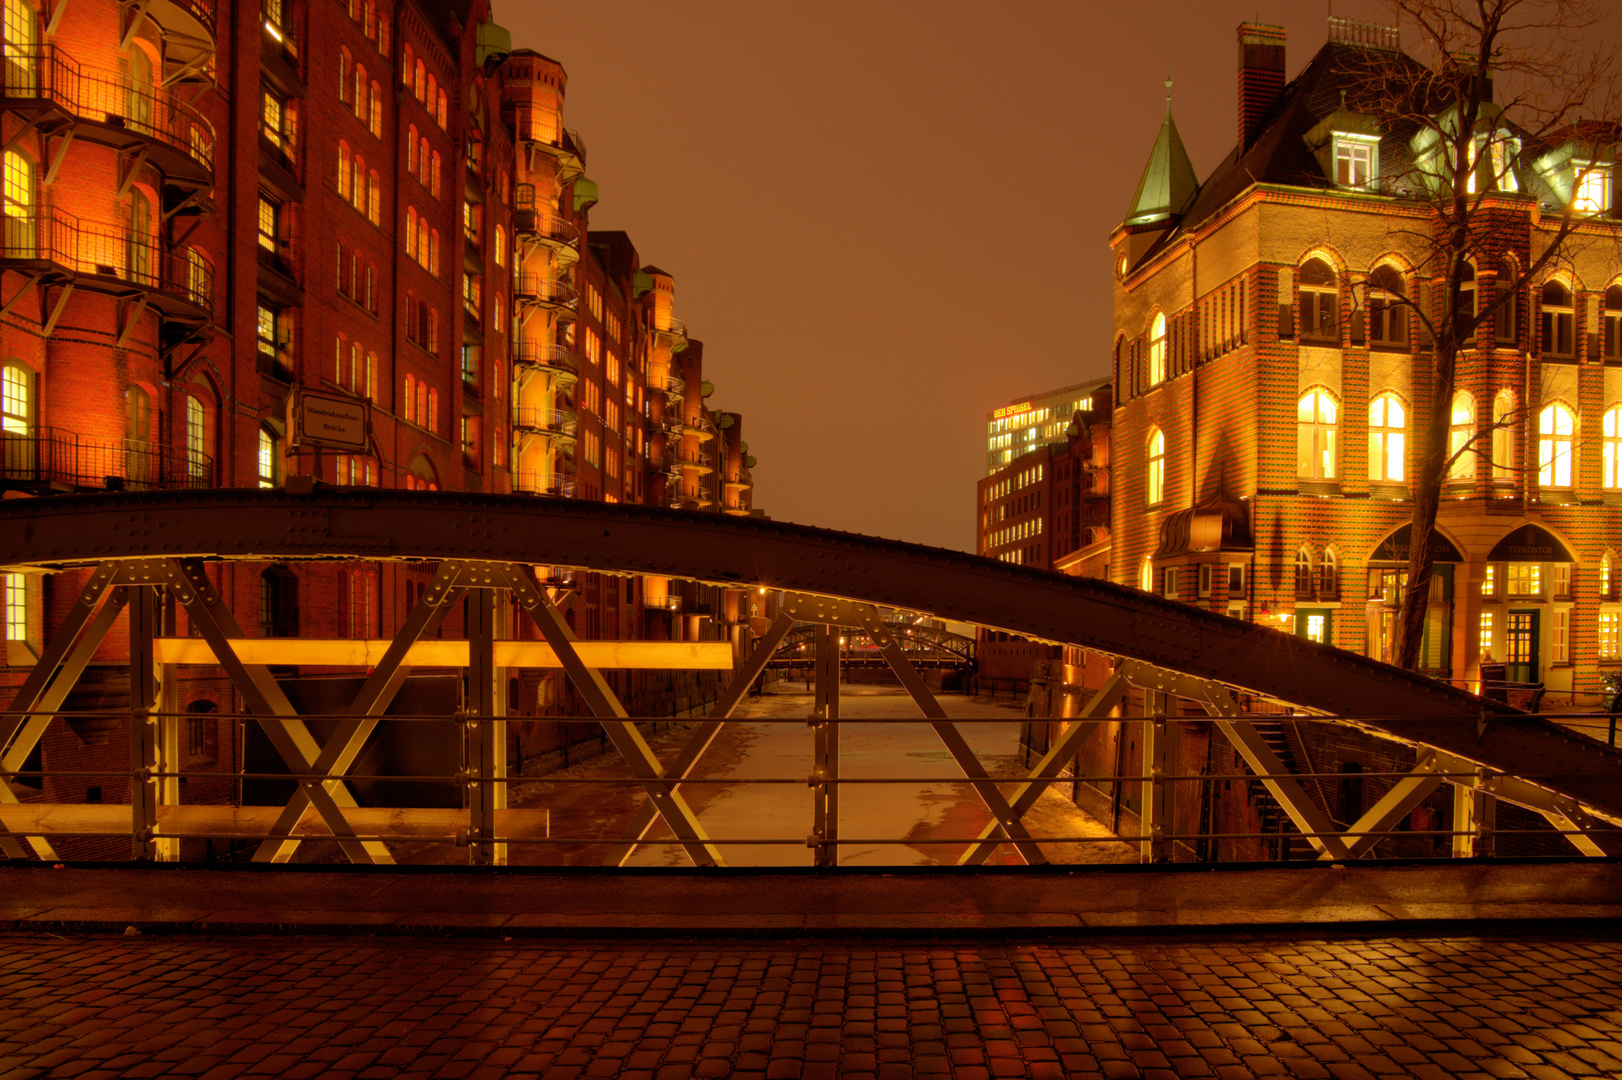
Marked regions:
[1344,0,1620,672]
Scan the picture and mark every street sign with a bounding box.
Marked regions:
[289,389,370,451]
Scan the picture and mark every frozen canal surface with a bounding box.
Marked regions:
[505,684,1135,868]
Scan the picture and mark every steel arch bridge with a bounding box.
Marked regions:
[0,489,1618,867]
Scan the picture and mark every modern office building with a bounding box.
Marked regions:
[983,377,1108,474]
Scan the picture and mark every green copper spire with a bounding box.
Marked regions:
[1124,77,1199,227]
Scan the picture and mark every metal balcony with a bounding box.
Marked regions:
[512,470,576,498]
[512,404,578,442]
[0,427,213,493]
[0,210,213,322]
[0,47,215,187]
[675,453,713,476]
[660,372,686,399]
[513,185,581,258]
[652,317,689,353]
[513,274,578,320]
[511,341,579,385]
[502,107,586,184]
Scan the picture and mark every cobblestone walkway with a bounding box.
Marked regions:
[1,931,1619,1079]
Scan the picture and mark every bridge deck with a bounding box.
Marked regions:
[5,861,1621,935]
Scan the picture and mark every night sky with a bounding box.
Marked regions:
[501,1,1622,554]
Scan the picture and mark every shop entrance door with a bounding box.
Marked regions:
[1506,610,1539,685]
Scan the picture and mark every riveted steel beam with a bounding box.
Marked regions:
[0,491,1617,825]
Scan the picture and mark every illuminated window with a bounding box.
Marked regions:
[1139,557,1153,593]
[1605,405,1622,489]
[493,225,505,266]
[1540,280,1575,357]
[1603,555,1613,600]
[258,428,278,488]
[2,0,38,92]
[1479,611,1494,658]
[262,0,286,40]
[1538,403,1574,487]
[1573,162,1612,215]
[257,196,278,251]
[1601,612,1621,659]
[1552,610,1569,663]
[1481,564,1496,596]
[1507,563,1541,596]
[1367,265,1407,348]
[1605,285,1622,359]
[185,395,207,480]
[1297,390,1338,479]
[1,362,29,434]
[1448,392,1475,479]
[1299,258,1338,342]
[2,571,24,642]
[261,87,289,149]
[1147,428,1165,504]
[1148,312,1166,385]
[1367,392,1405,482]
[1492,390,1516,481]
[1333,135,1377,188]
[1304,613,1327,644]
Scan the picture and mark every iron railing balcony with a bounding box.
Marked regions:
[501,106,586,183]
[512,185,581,249]
[675,452,713,476]
[0,47,215,184]
[0,426,213,492]
[652,317,689,353]
[655,593,682,612]
[511,341,579,385]
[512,404,578,441]
[0,209,213,319]
[660,372,686,399]
[683,415,716,442]
[513,273,578,318]
[512,470,576,498]
[724,477,752,491]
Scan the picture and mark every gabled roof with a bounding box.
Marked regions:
[1124,107,1199,227]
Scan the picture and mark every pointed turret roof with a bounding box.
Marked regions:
[1124,85,1199,227]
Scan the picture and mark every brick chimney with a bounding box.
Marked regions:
[1237,23,1287,150]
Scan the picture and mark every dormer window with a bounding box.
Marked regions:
[1334,134,1378,188]
[1574,161,1612,215]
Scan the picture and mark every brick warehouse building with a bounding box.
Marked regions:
[1067,15,1622,860]
[0,0,758,857]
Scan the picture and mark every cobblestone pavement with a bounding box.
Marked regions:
[1,931,1620,1080]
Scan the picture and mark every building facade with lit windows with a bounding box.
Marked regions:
[1111,17,1622,703]
[983,377,1107,474]
[0,0,760,855]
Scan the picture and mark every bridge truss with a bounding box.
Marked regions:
[0,490,1618,866]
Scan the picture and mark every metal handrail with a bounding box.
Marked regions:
[0,426,213,490]
[512,186,580,246]
[653,317,688,339]
[0,46,216,173]
[512,405,578,438]
[0,209,212,314]
[166,0,216,36]
[502,108,586,162]
[513,470,575,498]
[513,274,578,307]
[511,342,579,375]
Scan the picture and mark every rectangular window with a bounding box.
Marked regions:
[1552,564,1571,598]
[1574,162,1612,216]
[1162,567,1178,599]
[1482,564,1496,596]
[1479,611,1494,658]
[261,89,288,149]
[1227,564,1245,596]
[1334,137,1376,188]
[1552,609,1569,663]
[1601,611,1621,659]
[257,197,278,251]
[3,572,25,642]
[1507,563,1541,597]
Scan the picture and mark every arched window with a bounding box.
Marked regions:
[127,45,154,129]
[407,125,417,174]
[369,80,382,136]
[1541,280,1575,357]
[1367,392,1405,482]
[185,393,208,481]
[340,48,352,105]
[124,384,152,486]
[416,379,427,426]
[404,373,415,422]
[408,454,438,491]
[1297,389,1338,479]
[1603,284,1622,360]
[1456,261,1477,344]
[1322,549,1339,600]
[1299,257,1338,342]
[430,151,441,198]
[258,427,279,488]
[1,1,38,92]
[1604,405,1622,489]
[1148,312,1167,385]
[1492,389,1516,481]
[1539,403,1575,487]
[1139,557,1153,593]
[436,89,447,129]
[427,388,439,432]
[1448,392,1475,479]
[1368,265,1407,348]
[368,171,380,224]
[1147,427,1165,504]
[354,63,367,119]
[1295,546,1313,599]
[1,148,34,246]
[1494,258,1519,345]
[493,224,505,267]
[127,188,155,282]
